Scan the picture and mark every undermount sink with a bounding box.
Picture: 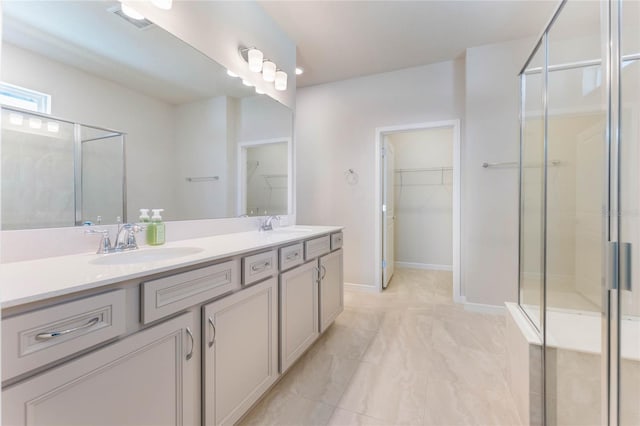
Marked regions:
[90,246,204,265]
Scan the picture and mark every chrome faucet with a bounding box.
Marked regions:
[259,215,280,231]
[114,223,145,251]
[85,223,144,254]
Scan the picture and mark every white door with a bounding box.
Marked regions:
[382,138,395,289]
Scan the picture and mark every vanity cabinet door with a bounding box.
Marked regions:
[203,277,278,426]
[279,261,320,373]
[2,311,199,426]
[319,249,344,333]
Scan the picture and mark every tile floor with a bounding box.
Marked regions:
[239,268,523,426]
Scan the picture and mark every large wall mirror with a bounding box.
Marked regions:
[1,1,293,230]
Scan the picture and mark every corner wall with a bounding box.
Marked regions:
[296,37,535,306]
[295,59,465,288]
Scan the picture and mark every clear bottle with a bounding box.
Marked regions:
[139,209,150,223]
[147,209,166,245]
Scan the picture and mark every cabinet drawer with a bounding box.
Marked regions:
[331,232,344,250]
[304,235,330,260]
[142,259,239,324]
[279,243,304,271]
[243,250,277,286]
[2,289,126,382]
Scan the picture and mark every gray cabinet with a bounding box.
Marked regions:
[203,277,278,426]
[2,311,198,426]
[279,261,320,373]
[319,249,344,333]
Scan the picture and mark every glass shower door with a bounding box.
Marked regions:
[618,1,640,424]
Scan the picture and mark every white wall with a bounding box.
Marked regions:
[462,38,533,305]
[296,59,465,288]
[388,128,453,268]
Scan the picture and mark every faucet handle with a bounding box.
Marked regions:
[85,228,112,254]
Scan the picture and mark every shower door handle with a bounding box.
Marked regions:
[607,242,632,291]
[607,242,619,291]
[620,242,632,292]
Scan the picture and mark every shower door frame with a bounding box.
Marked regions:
[517,0,626,424]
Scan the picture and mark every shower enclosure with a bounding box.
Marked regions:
[518,0,639,424]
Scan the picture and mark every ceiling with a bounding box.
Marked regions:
[259,0,560,87]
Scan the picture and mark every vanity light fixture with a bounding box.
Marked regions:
[274,70,288,91]
[47,122,60,133]
[9,112,23,125]
[120,3,145,20]
[150,0,172,10]
[247,48,264,73]
[227,69,239,78]
[295,67,304,76]
[262,60,276,82]
[29,117,42,129]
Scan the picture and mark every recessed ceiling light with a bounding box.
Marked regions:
[295,67,304,76]
[227,69,239,78]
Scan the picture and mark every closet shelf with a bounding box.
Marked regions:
[394,166,452,187]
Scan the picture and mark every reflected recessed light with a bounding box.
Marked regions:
[9,113,23,125]
[29,118,42,129]
[150,0,172,10]
[242,79,253,87]
[255,87,265,95]
[295,67,304,76]
[120,3,145,20]
[227,69,239,78]
[47,122,60,133]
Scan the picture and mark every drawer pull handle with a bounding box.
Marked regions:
[186,327,194,360]
[208,317,216,348]
[251,261,271,272]
[35,317,100,340]
[286,252,300,260]
[321,265,327,280]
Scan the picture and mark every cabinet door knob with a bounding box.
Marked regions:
[186,327,194,360]
[208,317,216,348]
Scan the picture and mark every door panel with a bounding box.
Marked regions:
[319,249,344,332]
[382,139,395,288]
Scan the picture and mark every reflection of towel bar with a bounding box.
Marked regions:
[186,176,219,182]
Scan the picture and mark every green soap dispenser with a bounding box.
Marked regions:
[148,209,166,245]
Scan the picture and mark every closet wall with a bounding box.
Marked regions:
[388,128,453,270]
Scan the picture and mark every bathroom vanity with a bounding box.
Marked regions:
[1,226,344,426]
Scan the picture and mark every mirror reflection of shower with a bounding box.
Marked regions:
[240,140,289,217]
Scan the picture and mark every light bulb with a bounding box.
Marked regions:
[242,79,253,87]
[9,113,23,125]
[295,67,304,75]
[47,122,60,133]
[150,0,172,10]
[227,69,239,78]
[274,70,288,91]
[248,48,263,73]
[262,60,276,82]
[29,118,42,129]
[121,3,145,20]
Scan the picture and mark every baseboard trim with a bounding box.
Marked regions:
[344,282,380,293]
[464,302,505,315]
[395,261,453,272]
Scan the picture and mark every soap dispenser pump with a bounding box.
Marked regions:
[148,209,166,245]
[139,209,150,223]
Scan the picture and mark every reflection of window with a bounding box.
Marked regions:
[0,82,51,113]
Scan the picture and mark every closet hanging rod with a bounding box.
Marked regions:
[482,160,561,168]
[185,176,219,182]
[395,166,453,173]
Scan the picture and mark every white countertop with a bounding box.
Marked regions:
[1,226,342,309]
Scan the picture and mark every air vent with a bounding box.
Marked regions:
[108,6,154,30]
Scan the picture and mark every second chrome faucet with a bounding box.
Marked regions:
[86,223,145,254]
